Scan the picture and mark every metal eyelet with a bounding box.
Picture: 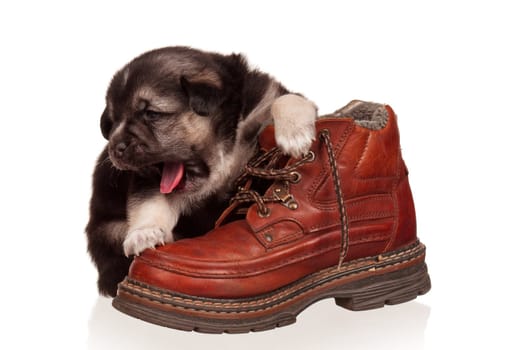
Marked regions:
[264,233,273,242]
[305,151,316,162]
[289,171,302,184]
[258,208,271,218]
[320,129,330,138]
[287,201,299,210]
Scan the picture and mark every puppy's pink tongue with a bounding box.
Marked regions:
[160,162,184,194]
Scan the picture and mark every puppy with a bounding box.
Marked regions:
[86,47,317,296]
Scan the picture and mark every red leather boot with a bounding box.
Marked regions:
[113,100,431,333]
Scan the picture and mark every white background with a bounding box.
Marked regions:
[1,1,525,349]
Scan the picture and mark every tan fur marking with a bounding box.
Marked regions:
[185,69,222,89]
[135,87,181,112]
[179,112,214,144]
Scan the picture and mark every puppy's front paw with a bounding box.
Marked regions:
[271,94,317,158]
[123,227,173,257]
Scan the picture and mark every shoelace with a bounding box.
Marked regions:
[230,129,350,268]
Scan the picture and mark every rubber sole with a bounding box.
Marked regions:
[113,241,430,333]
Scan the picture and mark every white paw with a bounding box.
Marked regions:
[275,123,316,158]
[123,227,173,257]
[271,94,317,158]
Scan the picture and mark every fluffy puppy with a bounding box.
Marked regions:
[86,47,317,296]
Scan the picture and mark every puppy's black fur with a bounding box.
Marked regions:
[86,47,290,296]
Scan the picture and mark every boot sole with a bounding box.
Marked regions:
[113,241,430,333]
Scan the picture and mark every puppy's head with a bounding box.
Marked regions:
[101,47,248,194]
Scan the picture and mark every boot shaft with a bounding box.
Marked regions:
[247,101,417,255]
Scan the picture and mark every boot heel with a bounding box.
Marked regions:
[334,262,431,311]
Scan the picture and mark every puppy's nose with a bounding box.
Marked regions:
[115,142,128,156]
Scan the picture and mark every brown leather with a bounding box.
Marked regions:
[128,104,417,299]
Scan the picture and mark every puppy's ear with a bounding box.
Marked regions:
[180,76,221,117]
[100,107,113,140]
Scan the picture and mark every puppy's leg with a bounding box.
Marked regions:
[271,94,318,158]
[123,193,178,256]
[87,221,132,296]
[86,147,134,296]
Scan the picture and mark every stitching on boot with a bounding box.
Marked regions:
[127,242,422,307]
[353,131,372,175]
[122,249,425,314]
[385,148,404,251]
[124,248,423,309]
[121,242,424,312]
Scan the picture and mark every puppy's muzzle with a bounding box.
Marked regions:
[115,142,128,156]
[108,139,147,170]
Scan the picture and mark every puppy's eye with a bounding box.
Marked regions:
[144,110,163,121]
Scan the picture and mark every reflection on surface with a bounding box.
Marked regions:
[88,296,430,350]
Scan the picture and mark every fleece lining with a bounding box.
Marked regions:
[327,100,388,130]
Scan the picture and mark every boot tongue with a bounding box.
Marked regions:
[160,162,184,194]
